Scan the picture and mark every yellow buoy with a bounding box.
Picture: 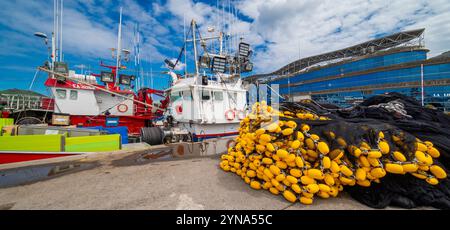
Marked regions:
[255,128,265,135]
[290,168,302,178]
[301,124,310,132]
[415,151,433,165]
[269,187,280,195]
[305,138,315,150]
[250,180,261,190]
[291,184,302,194]
[271,178,280,187]
[330,161,341,173]
[378,141,390,154]
[368,151,382,159]
[297,132,305,141]
[276,161,288,169]
[285,120,297,129]
[322,156,331,169]
[246,170,256,178]
[426,177,439,185]
[266,143,275,152]
[307,150,319,158]
[355,168,367,181]
[324,174,335,186]
[356,180,371,187]
[300,196,313,205]
[306,183,319,193]
[264,168,274,179]
[269,165,281,176]
[402,163,419,173]
[370,167,386,178]
[393,151,407,162]
[276,149,289,159]
[416,142,428,152]
[340,165,353,177]
[427,147,440,158]
[262,157,273,165]
[295,156,304,168]
[385,163,404,174]
[317,142,330,155]
[290,140,301,149]
[307,169,324,179]
[318,184,331,193]
[276,174,286,182]
[286,175,298,184]
[300,175,316,185]
[282,128,294,136]
[359,156,370,167]
[430,165,447,179]
[284,154,296,162]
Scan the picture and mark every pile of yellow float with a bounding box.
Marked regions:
[219,102,448,205]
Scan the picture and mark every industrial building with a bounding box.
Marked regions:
[246,29,450,111]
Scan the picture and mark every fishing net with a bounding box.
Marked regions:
[219,93,450,209]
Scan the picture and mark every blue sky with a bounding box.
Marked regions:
[0,0,449,96]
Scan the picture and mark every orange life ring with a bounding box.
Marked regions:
[117,104,128,113]
[236,109,246,120]
[225,110,235,121]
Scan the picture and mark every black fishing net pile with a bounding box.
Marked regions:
[282,93,450,209]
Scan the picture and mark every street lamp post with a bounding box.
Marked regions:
[34,32,51,68]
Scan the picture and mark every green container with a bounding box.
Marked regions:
[0,134,63,152]
[65,134,121,152]
[0,118,14,136]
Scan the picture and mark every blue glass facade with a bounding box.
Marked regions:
[269,49,450,111]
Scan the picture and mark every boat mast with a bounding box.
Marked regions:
[192,19,199,77]
[184,14,187,76]
[51,0,57,66]
[115,7,123,87]
[60,0,63,62]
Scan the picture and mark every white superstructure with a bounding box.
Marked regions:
[161,19,253,140]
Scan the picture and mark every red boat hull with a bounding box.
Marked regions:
[0,152,80,165]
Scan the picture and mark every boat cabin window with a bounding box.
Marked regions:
[70,90,78,100]
[228,92,237,103]
[213,91,223,101]
[56,89,67,99]
[170,91,182,101]
[183,90,192,100]
[201,90,210,100]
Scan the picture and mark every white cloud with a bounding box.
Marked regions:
[0,0,166,63]
[0,0,449,78]
[170,58,186,71]
[235,0,450,72]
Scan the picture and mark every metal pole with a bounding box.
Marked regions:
[421,64,424,106]
[184,14,187,76]
[29,68,40,90]
[51,0,56,66]
[115,7,123,87]
[60,0,63,62]
[192,20,199,77]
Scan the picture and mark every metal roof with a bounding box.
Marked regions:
[245,28,425,82]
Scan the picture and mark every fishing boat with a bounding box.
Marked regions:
[140,19,253,144]
[2,2,254,152]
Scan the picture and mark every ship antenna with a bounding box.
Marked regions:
[60,0,63,62]
[192,20,200,77]
[115,7,123,87]
[184,13,187,76]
